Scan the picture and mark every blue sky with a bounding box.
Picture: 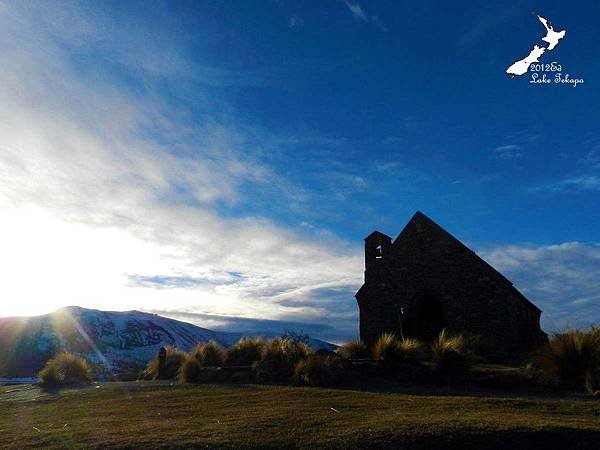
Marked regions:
[0,1,598,342]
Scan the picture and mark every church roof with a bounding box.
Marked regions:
[364,230,392,241]
[391,211,542,313]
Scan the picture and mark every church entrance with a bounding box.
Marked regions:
[415,293,444,342]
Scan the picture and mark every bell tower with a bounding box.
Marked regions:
[364,230,392,283]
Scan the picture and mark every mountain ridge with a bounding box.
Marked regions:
[0,306,336,378]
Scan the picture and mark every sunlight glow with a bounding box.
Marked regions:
[0,206,230,317]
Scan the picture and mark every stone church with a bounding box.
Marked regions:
[355,211,547,360]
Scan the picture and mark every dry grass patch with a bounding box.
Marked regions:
[537,328,600,393]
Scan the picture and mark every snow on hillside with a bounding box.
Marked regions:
[0,306,335,379]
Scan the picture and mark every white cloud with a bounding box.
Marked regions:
[343,1,386,30]
[541,176,600,192]
[0,1,363,340]
[493,144,523,160]
[479,242,600,331]
[344,1,368,22]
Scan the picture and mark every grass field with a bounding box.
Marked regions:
[1,382,599,449]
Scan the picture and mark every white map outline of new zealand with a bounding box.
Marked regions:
[506,15,566,77]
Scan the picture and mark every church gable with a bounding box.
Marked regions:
[388,211,540,313]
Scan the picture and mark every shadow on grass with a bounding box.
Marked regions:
[347,428,600,450]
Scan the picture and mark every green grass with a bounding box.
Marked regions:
[0,382,599,449]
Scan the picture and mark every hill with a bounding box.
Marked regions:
[0,306,335,378]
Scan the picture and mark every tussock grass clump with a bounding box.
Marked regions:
[293,355,343,387]
[337,340,369,359]
[179,356,223,384]
[39,352,92,387]
[372,333,401,361]
[179,356,202,383]
[536,328,600,392]
[397,338,426,363]
[254,338,313,382]
[226,337,265,366]
[373,333,425,364]
[191,341,226,367]
[141,346,187,380]
[431,329,469,377]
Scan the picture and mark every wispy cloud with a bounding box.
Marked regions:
[151,309,346,343]
[540,176,600,192]
[128,272,243,289]
[493,144,523,160]
[479,242,600,331]
[0,1,597,342]
[581,149,600,168]
[343,1,386,30]
[344,1,368,22]
[288,15,304,30]
[0,1,363,340]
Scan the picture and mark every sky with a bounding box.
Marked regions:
[0,0,598,343]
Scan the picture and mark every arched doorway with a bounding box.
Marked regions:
[415,293,444,342]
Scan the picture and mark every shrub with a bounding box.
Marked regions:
[293,355,343,387]
[39,362,61,386]
[536,328,600,392]
[373,334,426,369]
[372,333,401,361]
[179,355,203,383]
[254,338,313,382]
[191,341,226,367]
[141,346,187,380]
[397,338,426,363]
[337,340,369,359]
[431,329,469,377]
[226,337,265,366]
[39,352,92,387]
[179,356,223,384]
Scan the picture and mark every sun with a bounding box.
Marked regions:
[0,206,242,319]
[0,206,159,317]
